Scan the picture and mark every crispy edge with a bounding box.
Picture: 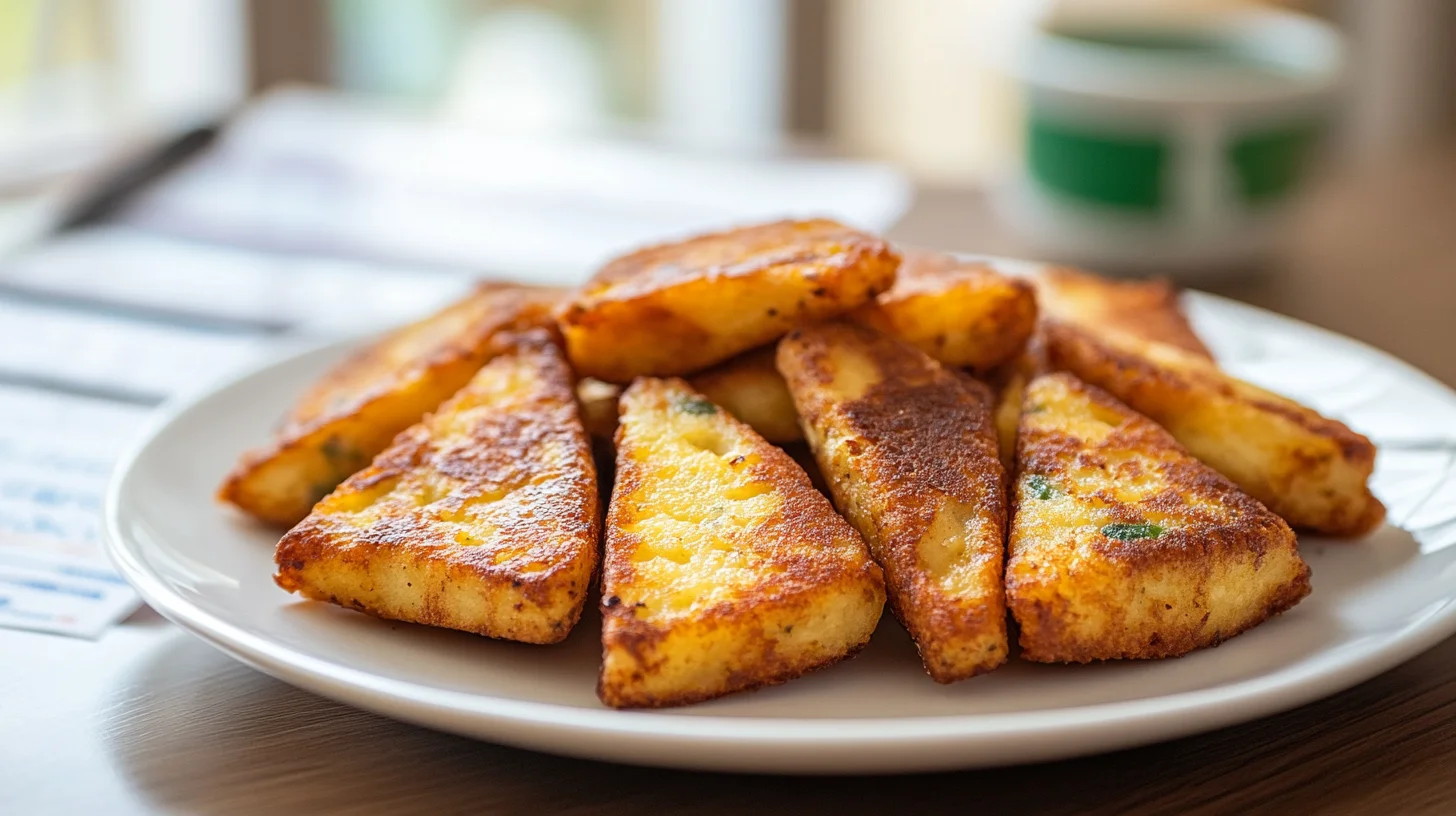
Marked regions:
[1035,265,1212,358]
[598,376,885,708]
[1042,320,1385,536]
[689,345,803,443]
[777,322,1009,682]
[273,328,600,644]
[571,219,897,305]
[218,284,560,526]
[988,345,1049,473]
[556,219,900,381]
[852,250,1038,370]
[1007,373,1311,662]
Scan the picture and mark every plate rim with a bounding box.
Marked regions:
[103,290,1456,772]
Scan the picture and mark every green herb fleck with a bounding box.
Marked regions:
[675,396,717,416]
[1026,474,1055,500]
[308,481,336,504]
[1101,522,1164,541]
[320,436,361,468]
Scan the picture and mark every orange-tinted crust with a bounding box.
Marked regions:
[1035,265,1212,358]
[1042,320,1384,536]
[220,283,562,527]
[852,250,1038,371]
[778,323,1009,682]
[1008,373,1311,662]
[599,377,885,708]
[557,219,899,381]
[274,329,599,644]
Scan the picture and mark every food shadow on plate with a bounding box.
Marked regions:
[253,521,1430,720]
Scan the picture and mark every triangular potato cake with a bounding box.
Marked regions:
[599,377,885,709]
[690,345,804,443]
[851,250,1037,371]
[221,283,561,527]
[1034,265,1212,358]
[1043,319,1383,536]
[683,253,1039,445]
[557,219,899,383]
[778,322,1009,682]
[1007,373,1311,663]
[274,329,599,644]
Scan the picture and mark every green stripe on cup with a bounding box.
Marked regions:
[1228,123,1320,204]
[1028,114,1168,212]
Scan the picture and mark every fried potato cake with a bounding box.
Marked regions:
[1034,265,1212,358]
[557,219,899,383]
[992,369,1027,474]
[689,346,802,443]
[1007,373,1311,662]
[575,377,622,440]
[852,250,1037,371]
[599,377,885,708]
[1043,320,1384,536]
[988,347,1048,473]
[778,323,1008,682]
[274,329,599,644]
[682,253,1037,444]
[220,283,561,527]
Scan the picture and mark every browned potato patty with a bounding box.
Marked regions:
[599,377,885,709]
[852,250,1037,371]
[575,377,623,440]
[689,346,803,443]
[779,322,1008,683]
[274,329,599,644]
[220,283,561,527]
[1043,320,1384,536]
[557,219,899,383]
[1035,265,1212,358]
[1007,373,1311,662]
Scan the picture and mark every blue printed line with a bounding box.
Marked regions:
[0,603,53,621]
[56,565,128,585]
[0,576,103,600]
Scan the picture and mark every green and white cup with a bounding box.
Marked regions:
[993,8,1344,273]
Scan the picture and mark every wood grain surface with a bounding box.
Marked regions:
[68,617,1456,814]
[8,145,1456,815]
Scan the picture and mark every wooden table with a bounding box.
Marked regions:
[7,146,1456,815]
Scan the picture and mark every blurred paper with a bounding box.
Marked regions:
[118,89,913,285]
[0,88,913,639]
[0,226,474,334]
[0,385,150,548]
[0,544,142,639]
[0,298,271,403]
[0,385,154,637]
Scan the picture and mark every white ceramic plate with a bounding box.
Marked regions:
[106,293,1456,774]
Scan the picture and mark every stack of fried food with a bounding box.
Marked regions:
[221,219,1384,709]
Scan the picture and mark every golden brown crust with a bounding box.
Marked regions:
[557,219,899,382]
[987,346,1050,473]
[778,322,1008,682]
[599,376,884,708]
[1042,320,1384,536]
[274,329,599,644]
[851,250,1037,371]
[1035,266,1212,358]
[689,345,803,443]
[219,284,562,527]
[1007,373,1311,662]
